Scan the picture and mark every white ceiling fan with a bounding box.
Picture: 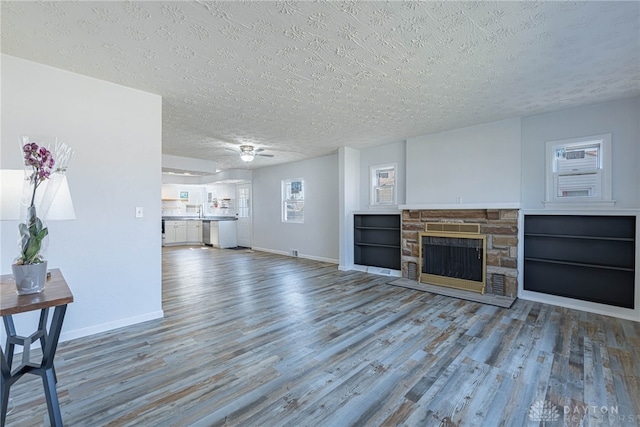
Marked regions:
[229,145,274,162]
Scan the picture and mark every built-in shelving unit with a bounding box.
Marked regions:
[354,214,401,271]
[524,215,636,308]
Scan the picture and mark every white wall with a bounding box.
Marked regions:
[338,147,360,270]
[521,97,640,209]
[519,96,640,321]
[161,168,252,185]
[1,55,163,341]
[359,141,406,209]
[162,154,217,176]
[204,183,236,217]
[252,154,339,263]
[405,117,522,206]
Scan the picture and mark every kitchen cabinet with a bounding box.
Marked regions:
[218,221,237,248]
[164,220,189,245]
[187,221,202,243]
[175,222,187,243]
[205,220,237,248]
[164,220,180,245]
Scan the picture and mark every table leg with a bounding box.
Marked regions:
[0,305,67,427]
[40,305,67,427]
[2,317,16,371]
[1,347,11,427]
[37,309,57,383]
[43,367,62,426]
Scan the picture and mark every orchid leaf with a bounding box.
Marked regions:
[23,238,42,264]
[16,217,48,264]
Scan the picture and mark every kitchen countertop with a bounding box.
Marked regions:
[163,216,237,221]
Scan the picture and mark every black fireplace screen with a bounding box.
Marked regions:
[422,236,483,282]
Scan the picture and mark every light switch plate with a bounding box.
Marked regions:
[135,207,144,218]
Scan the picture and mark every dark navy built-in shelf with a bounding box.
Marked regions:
[524,214,636,309]
[354,214,401,271]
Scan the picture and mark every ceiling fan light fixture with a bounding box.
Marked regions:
[240,152,255,162]
[239,144,256,162]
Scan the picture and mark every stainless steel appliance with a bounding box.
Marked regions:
[202,220,211,245]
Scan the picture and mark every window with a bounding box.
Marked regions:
[545,134,612,207]
[370,164,396,206]
[282,179,304,223]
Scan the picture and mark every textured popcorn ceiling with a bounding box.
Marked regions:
[1,1,639,171]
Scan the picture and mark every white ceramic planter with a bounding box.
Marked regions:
[12,261,48,295]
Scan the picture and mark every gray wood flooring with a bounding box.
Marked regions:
[5,246,640,426]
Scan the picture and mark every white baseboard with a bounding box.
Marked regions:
[353,264,402,277]
[302,254,339,264]
[252,246,288,256]
[251,247,338,265]
[366,266,402,277]
[9,310,165,355]
[60,310,165,344]
[519,290,639,322]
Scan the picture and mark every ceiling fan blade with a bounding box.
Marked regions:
[256,154,274,157]
[254,148,265,153]
[225,147,239,152]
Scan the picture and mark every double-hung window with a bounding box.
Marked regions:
[545,134,612,207]
[370,164,396,206]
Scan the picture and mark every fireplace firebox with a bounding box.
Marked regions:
[419,223,486,294]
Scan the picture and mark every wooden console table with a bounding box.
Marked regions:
[0,268,73,427]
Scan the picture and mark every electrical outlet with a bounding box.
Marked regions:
[456,197,462,204]
[135,207,144,218]
[290,249,298,257]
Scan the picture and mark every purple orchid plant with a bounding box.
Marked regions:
[16,141,55,265]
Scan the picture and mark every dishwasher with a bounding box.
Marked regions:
[202,220,211,245]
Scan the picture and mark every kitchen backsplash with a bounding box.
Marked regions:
[162,183,235,217]
[162,199,235,217]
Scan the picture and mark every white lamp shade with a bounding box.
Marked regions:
[0,170,23,220]
[0,169,75,221]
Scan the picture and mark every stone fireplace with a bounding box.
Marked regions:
[402,209,518,298]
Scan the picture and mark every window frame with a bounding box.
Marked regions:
[544,134,613,208]
[370,163,397,207]
[282,178,305,223]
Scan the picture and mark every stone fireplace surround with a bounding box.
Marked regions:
[402,209,519,298]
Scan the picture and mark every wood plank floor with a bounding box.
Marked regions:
[5,246,640,426]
